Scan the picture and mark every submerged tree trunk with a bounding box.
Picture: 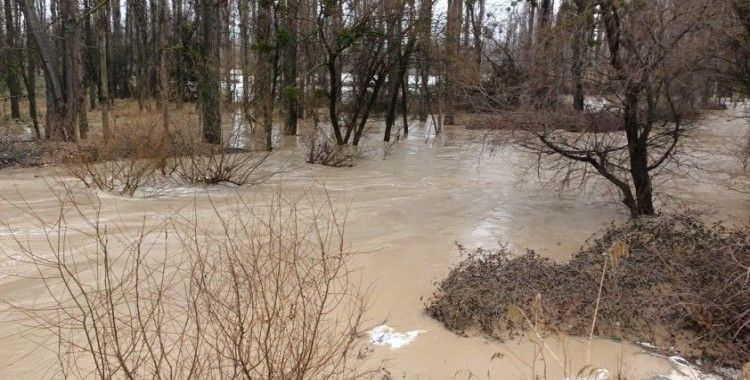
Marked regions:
[416,0,432,122]
[443,0,461,125]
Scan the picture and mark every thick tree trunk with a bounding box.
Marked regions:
[198,0,222,144]
[600,0,655,217]
[20,0,73,140]
[98,0,110,139]
[623,86,655,216]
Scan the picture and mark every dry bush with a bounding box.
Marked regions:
[67,122,275,194]
[65,129,165,196]
[0,136,33,169]
[427,212,750,369]
[464,110,623,133]
[306,131,358,167]
[166,133,272,185]
[1,187,372,378]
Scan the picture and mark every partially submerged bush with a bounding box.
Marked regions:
[427,213,749,368]
[167,134,271,185]
[67,125,273,195]
[307,134,358,167]
[66,129,163,195]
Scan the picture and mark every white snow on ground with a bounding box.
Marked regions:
[368,325,425,349]
[655,356,725,380]
[636,342,744,380]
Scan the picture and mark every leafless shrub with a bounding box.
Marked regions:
[67,143,158,196]
[427,212,750,369]
[1,187,373,378]
[64,123,178,195]
[0,136,32,169]
[306,128,358,167]
[167,134,272,185]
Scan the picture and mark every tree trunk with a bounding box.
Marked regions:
[384,1,404,142]
[158,0,169,132]
[624,86,655,216]
[443,0,462,125]
[98,0,111,139]
[238,0,250,117]
[198,0,222,144]
[282,0,299,135]
[255,0,276,150]
[3,0,22,119]
[23,20,40,138]
[416,0,432,122]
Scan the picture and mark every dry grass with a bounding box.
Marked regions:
[427,212,750,370]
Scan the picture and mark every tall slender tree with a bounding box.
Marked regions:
[198,0,222,144]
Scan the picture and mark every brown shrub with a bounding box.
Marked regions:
[306,134,358,167]
[464,111,623,133]
[426,212,750,369]
[65,127,165,195]
[166,134,271,185]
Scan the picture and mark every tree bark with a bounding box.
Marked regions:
[255,0,275,150]
[23,24,40,139]
[3,0,22,119]
[443,0,462,125]
[198,0,222,144]
[97,0,111,139]
[282,0,299,135]
[158,0,169,132]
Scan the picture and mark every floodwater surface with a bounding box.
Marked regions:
[0,109,747,379]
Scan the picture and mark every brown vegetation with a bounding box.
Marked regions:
[427,212,750,369]
[65,121,273,195]
[1,187,372,378]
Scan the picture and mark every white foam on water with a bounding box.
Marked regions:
[368,325,425,349]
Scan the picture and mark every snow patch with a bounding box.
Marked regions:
[655,356,724,380]
[368,325,424,349]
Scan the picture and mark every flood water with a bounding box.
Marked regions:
[0,109,747,378]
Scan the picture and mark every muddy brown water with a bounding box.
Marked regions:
[0,110,747,379]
